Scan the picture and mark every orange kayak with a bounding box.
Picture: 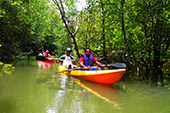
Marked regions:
[58,66,126,84]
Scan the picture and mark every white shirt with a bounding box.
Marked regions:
[62,55,73,67]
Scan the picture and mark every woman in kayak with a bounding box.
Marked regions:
[79,48,106,70]
[56,48,77,69]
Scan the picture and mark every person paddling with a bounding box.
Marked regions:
[56,48,77,69]
[44,50,51,58]
[79,48,106,70]
[38,50,45,56]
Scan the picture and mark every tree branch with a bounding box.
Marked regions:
[52,0,72,36]
[73,15,81,36]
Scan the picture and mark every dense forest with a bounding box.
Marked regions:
[0,0,170,86]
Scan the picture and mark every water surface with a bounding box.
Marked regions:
[0,60,170,113]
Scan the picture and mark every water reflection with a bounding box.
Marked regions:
[37,61,56,75]
[46,75,72,113]
[73,79,122,110]
[37,61,55,69]
[47,74,122,112]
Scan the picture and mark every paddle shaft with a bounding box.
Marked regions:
[51,66,99,75]
[51,68,88,74]
[51,63,126,75]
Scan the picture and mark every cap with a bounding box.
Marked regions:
[66,48,72,52]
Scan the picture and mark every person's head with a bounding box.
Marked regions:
[46,50,49,53]
[66,48,72,55]
[41,50,44,53]
[84,48,91,56]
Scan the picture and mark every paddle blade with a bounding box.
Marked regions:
[51,69,71,75]
[51,68,83,75]
[111,63,126,69]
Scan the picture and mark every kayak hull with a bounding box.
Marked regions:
[42,59,55,62]
[36,56,55,62]
[58,66,126,84]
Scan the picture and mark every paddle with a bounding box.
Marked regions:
[51,63,126,75]
[106,63,126,69]
[51,68,86,75]
[51,66,98,75]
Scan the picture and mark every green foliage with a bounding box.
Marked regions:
[0,62,14,78]
[0,0,170,85]
[77,0,170,85]
[0,0,66,62]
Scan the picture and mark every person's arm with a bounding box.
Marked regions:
[93,57,105,68]
[55,59,60,64]
[44,53,47,57]
[59,56,65,61]
[48,54,51,58]
[56,56,65,64]
[71,56,76,65]
[79,56,85,67]
[79,57,91,69]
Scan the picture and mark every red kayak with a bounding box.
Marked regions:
[42,58,55,62]
[36,56,56,62]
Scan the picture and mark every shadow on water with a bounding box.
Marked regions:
[0,98,16,113]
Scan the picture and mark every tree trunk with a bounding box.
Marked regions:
[71,35,80,58]
[152,39,162,84]
[152,21,163,84]
[52,0,80,58]
[152,2,164,85]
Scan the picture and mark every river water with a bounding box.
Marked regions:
[0,60,170,113]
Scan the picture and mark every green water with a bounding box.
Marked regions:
[0,60,170,113]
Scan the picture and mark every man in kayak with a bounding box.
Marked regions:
[44,50,51,58]
[56,48,77,69]
[79,48,106,70]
